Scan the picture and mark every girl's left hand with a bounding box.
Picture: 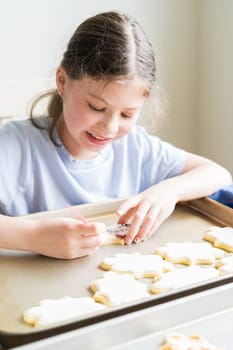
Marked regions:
[116,183,178,244]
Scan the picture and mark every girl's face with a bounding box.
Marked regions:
[56,68,148,159]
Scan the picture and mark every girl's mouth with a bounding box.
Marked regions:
[86,131,113,145]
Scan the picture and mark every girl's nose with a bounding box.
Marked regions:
[101,115,119,134]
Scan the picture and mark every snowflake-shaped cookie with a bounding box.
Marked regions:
[23,296,105,327]
[155,242,224,265]
[151,265,219,294]
[102,224,131,245]
[100,252,173,278]
[90,271,150,306]
[204,226,233,253]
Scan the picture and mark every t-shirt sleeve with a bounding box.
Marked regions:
[132,127,186,191]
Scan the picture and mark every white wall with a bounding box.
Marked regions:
[0,0,168,80]
[0,0,232,173]
[149,1,198,153]
[198,0,233,174]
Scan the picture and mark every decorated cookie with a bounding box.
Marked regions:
[204,226,233,253]
[160,332,225,350]
[215,254,233,275]
[151,265,219,294]
[106,223,130,236]
[102,224,131,245]
[90,271,150,306]
[23,296,106,327]
[100,252,173,278]
[155,242,224,265]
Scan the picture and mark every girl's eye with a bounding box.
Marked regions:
[88,103,105,112]
[121,113,133,119]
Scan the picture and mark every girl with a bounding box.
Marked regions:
[0,11,231,259]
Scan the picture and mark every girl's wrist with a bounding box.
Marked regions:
[12,218,39,253]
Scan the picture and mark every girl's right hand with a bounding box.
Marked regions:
[29,217,106,259]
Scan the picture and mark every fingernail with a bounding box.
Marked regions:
[134,238,141,243]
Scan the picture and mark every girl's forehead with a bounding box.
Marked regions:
[77,76,149,99]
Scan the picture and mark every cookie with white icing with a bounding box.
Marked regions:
[100,252,173,278]
[155,242,224,265]
[160,332,225,350]
[102,224,130,245]
[151,265,219,294]
[90,271,150,306]
[204,226,233,253]
[23,296,105,327]
[215,254,233,275]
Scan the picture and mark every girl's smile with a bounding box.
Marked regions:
[85,131,113,146]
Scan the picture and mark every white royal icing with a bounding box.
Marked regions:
[204,226,233,252]
[151,265,219,293]
[23,296,105,326]
[101,252,173,278]
[155,242,224,265]
[216,254,233,275]
[91,271,150,306]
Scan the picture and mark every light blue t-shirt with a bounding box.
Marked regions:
[0,118,186,216]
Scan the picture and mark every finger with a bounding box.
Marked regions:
[124,201,151,244]
[116,196,140,216]
[80,234,104,249]
[142,209,165,241]
[134,206,161,242]
[117,207,137,224]
[79,222,106,237]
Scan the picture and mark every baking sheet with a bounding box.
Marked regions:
[0,198,232,348]
[9,282,233,350]
[184,197,233,227]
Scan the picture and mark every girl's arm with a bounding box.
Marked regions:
[171,152,232,201]
[0,215,106,259]
[117,152,232,244]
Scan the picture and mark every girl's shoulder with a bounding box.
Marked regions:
[1,116,48,130]
[0,117,49,142]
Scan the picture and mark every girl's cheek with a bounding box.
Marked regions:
[123,120,136,133]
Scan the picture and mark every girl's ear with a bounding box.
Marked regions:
[56,67,67,96]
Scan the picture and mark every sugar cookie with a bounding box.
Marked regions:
[151,265,219,294]
[100,252,173,278]
[215,254,233,275]
[204,226,233,253]
[155,242,224,265]
[102,224,130,245]
[106,223,130,236]
[90,271,150,306]
[23,296,105,327]
[160,332,225,350]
